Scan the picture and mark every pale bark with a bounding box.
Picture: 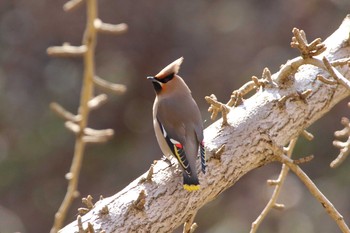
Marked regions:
[60,15,350,233]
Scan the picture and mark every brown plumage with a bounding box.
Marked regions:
[147,57,206,191]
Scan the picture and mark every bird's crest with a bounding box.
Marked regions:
[155,57,183,79]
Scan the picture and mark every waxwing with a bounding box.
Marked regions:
[147,57,206,191]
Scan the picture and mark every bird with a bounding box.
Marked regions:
[147,57,206,191]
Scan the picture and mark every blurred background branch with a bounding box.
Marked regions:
[47,0,127,232]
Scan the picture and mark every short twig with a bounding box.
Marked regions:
[302,129,314,141]
[237,80,256,97]
[213,144,225,161]
[87,222,95,233]
[183,211,198,233]
[262,67,273,83]
[317,75,337,85]
[47,43,87,57]
[133,190,146,211]
[93,75,126,94]
[291,28,326,58]
[63,0,84,12]
[293,155,314,164]
[278,89,311,108]
[331,117,350,168]
[331,57,350,67]
[226,91,243,107]
[94,19,128,35]
[205,94,230,125]
[145,163,154,182]
[50,102,82,122]
[88,94,108,110]
[82,195,94,209]
[77,215,84,233]
[99,205,109,216]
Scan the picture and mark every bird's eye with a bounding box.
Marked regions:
[159,73,174,83]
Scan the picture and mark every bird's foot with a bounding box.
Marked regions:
[161,155,173,166]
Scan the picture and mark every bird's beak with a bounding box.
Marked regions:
[147,76,155,81]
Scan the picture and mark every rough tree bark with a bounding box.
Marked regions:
[60,16,350,233]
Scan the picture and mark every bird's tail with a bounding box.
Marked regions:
[183,173,200,191]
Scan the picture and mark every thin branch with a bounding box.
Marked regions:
[50,0,128,230]
[50,0,98,231]
[277,154,350,233]
[250,138,298,233]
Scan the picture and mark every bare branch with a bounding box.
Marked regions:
[50,0,126,231]
[278,154,350,233]
[250,138,297,233]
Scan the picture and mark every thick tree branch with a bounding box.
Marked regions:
[60,15,350,233]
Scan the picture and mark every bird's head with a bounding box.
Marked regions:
[147,57,189,96]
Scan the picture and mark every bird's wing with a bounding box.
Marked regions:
[156,118,191,175]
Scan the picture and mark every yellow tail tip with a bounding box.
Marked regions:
[183,184,200,191]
